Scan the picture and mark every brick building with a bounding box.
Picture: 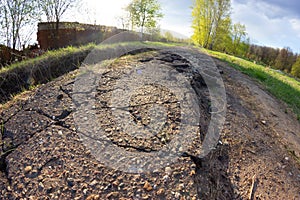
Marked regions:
[37,22,124,49]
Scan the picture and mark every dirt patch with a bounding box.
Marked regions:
[214,58,300,199]
[0,47,299,199]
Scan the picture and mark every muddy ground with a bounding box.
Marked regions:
[0,47,299,199]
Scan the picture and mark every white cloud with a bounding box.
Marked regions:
[62,0,299,52]
[290,18,300,38]
[232,0,300,52]
[67,0,192,37]
[67,0,131,27]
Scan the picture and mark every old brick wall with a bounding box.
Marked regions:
[37,22,124,50]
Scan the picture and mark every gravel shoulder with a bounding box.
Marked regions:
[0,47,299,199]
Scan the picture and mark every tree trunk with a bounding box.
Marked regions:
[55,20,59,49]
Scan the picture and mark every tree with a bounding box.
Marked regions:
[213,16,232,52]
[231,23,247,55]
[209,0,231,50]
[126,0,163,38]
[291,56,300,78]
[164,31,175,42]
[0,0,38,50]
[273,47,297,73]
[147,25,161,41]
[191,0,214,47]
[117,14,131,30]
[191,0,231,49]
[38,0,78,48]
[286,51,297,73]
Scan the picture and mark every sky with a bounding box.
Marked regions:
[65,0,300,53]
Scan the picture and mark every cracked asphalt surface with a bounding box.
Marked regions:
[0,45,300,199]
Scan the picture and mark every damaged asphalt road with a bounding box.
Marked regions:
[0,45,299,199]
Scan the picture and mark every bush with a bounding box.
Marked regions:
[291,57,300,78]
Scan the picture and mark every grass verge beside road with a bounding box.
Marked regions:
[0,41,183,104]
[207,50,300,120]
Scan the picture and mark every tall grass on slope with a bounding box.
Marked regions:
[0,44,96,103]
[208,50,300,120]
[0,44,97,73]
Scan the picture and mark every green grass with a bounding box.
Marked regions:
[207,49,300,120]
[0,41,184,73]
[0,43,96,73]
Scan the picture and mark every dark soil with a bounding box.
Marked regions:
[0,47,299,199]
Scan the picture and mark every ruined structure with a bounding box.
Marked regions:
[37,22,125,49]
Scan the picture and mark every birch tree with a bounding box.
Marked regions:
[126,0,163,38]
[0,0,38,50]
[191,0,231,49]
[231,23,247,55]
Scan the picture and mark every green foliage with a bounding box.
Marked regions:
[230,23,249,56]
[147,26,162,41]
[191,0,231,49]
[191,0,298,80]
[126,0,163,35]
[191,0,299,79]
[211,17,232,52]
[291,57,300,78]
[191,0,249,57]
[208,49,300,120]
[0,41,185,74]
[247,45,298,77]
[272,47,296,73]
[274,48,289,70]
[164,31,175,42]
[0,43,96,73]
